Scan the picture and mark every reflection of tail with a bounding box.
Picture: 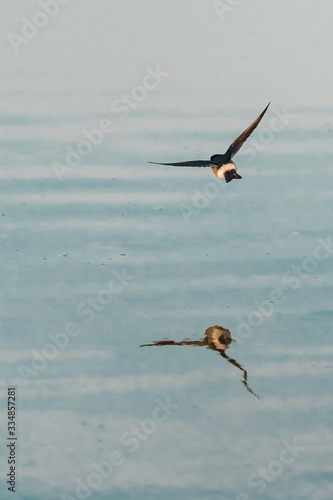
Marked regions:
[219,350,259,399]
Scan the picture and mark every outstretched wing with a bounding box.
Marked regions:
[224,103,270,161]
[148,160,213,168]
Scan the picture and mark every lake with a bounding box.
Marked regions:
[0,1,332,499]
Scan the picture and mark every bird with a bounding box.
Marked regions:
[149,103,270,182]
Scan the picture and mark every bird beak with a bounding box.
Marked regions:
[234,173,242,179]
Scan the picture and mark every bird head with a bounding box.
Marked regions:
[225,168,242,183]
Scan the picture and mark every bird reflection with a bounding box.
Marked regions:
[140,325,259,399]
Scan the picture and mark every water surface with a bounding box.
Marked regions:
[0,2,332,499]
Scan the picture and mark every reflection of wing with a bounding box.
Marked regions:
[224,103,270,161]
[219,350,259,399]
[140,339,204,347]
[148,160,213,168]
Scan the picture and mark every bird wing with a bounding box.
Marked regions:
[224,103,270,161]
[148,160,213,168]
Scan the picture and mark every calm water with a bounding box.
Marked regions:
[1,2,333,499]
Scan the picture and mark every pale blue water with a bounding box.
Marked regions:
[1,1,333,499]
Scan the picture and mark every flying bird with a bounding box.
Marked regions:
[149,103,270,182]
